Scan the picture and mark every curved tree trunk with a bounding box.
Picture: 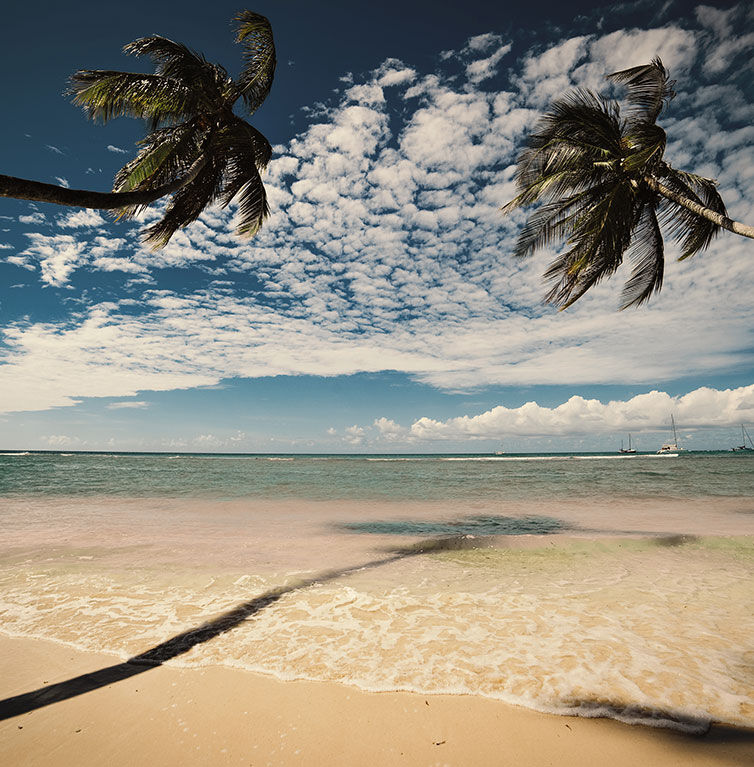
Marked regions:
[645,175,754,240]
[0,155,207,210]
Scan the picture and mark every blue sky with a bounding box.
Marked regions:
[1,0,753,452]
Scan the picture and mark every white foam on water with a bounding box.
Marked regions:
[2,538,752,732]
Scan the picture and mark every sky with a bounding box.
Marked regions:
[1,0,753,453]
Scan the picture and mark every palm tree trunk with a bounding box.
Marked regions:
[0,155,207,210]
[644,175,754,239]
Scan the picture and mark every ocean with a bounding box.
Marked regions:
[1,450,753,732]
[2,449,753,500]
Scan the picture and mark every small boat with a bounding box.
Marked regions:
[619,434,637,454]
[657,414,685,454]
[731,424,753,452]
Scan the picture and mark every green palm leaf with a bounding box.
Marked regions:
[125,36,228,103]
[110,124,205,220]
[607,57,675,124]
[659,169,725,259]
[142,156,227,248]
[233,11,276,114]
[543,182,638,308]
[620,199,664,308]
[215,118,271,235]
[68,70,193,124]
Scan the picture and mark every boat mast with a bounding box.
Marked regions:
[671,415,678,446]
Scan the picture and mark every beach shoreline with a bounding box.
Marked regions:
[2,635,753,766]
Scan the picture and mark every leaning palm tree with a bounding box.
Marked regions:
[503,58,754,309]
[0,11,275,248]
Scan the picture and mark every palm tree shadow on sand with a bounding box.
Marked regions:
[0,534,485,721]
[2,515,753,745]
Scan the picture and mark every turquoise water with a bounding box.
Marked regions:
[1,450,752,500]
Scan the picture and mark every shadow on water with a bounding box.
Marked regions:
[337,514,701,545]
[0,535,483,721]
[338,514,569,537]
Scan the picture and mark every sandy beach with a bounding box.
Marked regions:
[2,455,753,765]
[2,635,753,766]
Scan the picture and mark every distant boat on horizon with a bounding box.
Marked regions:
[657,414,685,454]
[731,424,753,452]
[619,434,637,454]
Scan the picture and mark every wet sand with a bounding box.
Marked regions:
[2,635,753,766]
[2,495,753,763]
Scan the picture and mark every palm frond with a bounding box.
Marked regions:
[620,200,664,308]
[141,156,226,248]
[125,36,228,112]
[212,118,271,235]
[232,11,276,114]
[542,182,638,308]
[229,167,269,237]
[607,57,675,124]
[659,167,725,259]
[510,91,624,203]
[111,124,204,220]
[510,187,610,259]
[522,90,623,159]
[68,70,193,124]
[620,122,666,174]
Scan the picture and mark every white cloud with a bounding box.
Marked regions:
[391,385,754,440]
[55,177,70,188]
[375,59,417,88]
[344,425,366,445]
[17,233,87,286]
[465,42,512,84]
[588,26,697,75]
[466,32,502,52]
[19,212,45,225]
[42,434,80,447]
[57,210,107,229]
[106,401,149,409]
[374,417,409,440]
[107,145,128,154]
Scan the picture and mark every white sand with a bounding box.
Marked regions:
[2,636,753,766]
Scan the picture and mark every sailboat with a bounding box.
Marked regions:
[731,424,753,452]
[619,434,637,454]
[657,414,685,454]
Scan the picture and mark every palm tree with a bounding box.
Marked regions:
[0,11,275,248]
[502,58,754,309]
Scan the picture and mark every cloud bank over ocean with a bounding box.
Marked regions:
[368,385,754,443]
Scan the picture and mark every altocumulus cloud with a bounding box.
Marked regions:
[1,4,753,415]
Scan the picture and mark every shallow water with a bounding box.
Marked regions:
[1,488,753,733]
[1,450,753,501]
